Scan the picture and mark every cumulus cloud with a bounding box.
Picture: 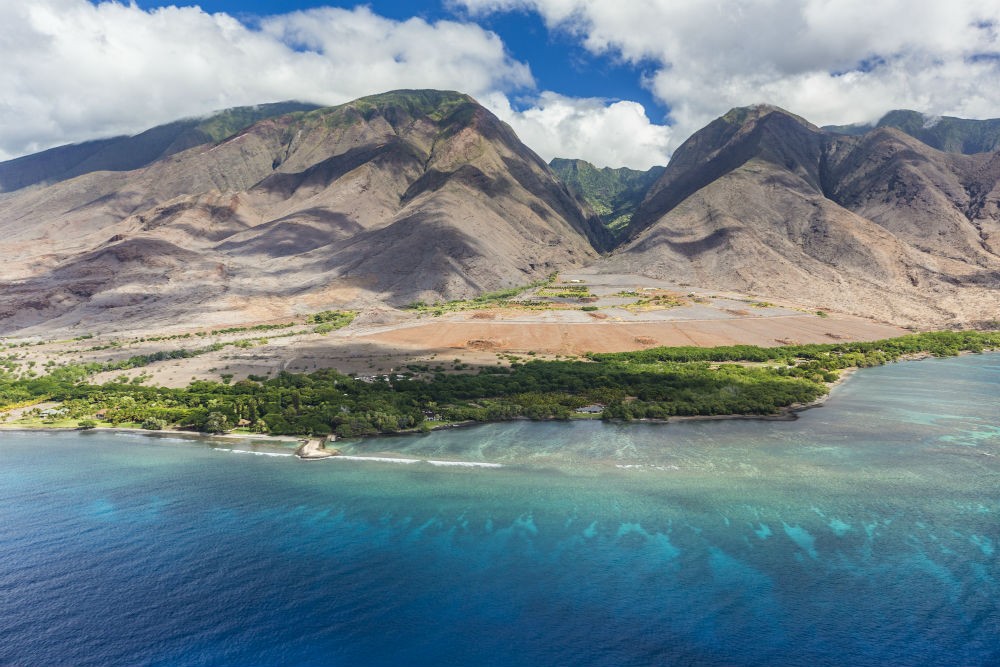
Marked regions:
[0,0,671,169]
[484,92,672,169]
[0,1,532,159]
[459,0,1000,151]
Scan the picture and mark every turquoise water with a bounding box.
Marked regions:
[1,354,998,665]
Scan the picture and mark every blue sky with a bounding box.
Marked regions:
[2,1,999,167]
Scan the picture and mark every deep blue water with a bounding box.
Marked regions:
[1,354,998,666]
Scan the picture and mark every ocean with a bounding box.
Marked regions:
[1,354,998,666]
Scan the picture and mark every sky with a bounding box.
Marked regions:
[2,1,999,168]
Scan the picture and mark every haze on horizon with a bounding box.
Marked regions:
[1,0,999,169]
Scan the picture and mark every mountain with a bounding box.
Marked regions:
[824,110,1000,155]
[3,93,997,334]
[549,158,664,237]
[603,104,1000,327]
[0,102,322,193]
[0,90,604,334]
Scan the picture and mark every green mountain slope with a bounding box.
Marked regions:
[0,101,321,193]
[824,110,1000,154]
[549,158,664,237]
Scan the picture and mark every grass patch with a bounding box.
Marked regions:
[403,275,557,315]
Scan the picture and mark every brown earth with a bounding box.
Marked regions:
[2,272,906,389]
[0,90,603,336]
[356,314,905,356]
[612,105,1000,328]
[1,95,997,339]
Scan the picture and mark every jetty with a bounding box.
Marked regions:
[295,435,340,460]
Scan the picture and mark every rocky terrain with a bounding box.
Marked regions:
[602,105,1000,327]
[0,91,604,334]
[1,91,998,338]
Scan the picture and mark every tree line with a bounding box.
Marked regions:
[1,331,996,437]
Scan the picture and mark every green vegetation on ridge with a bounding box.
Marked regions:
[549,158,664,236]
[305,89,477,133]
[0,101,320,193]
[823,109,1000,154]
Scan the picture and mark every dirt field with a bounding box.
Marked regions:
[355,313,906,355]
[3,273,909,387]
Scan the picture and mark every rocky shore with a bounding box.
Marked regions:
[295,437,340,460]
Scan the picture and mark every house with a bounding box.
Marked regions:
[575,404,605,414]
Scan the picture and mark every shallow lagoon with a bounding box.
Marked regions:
[1,354,998,666]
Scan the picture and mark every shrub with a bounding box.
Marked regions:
[141,417,167,430]
[204,412,230,434]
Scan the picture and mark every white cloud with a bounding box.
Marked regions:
[30,0,989,170]
[459,0,1000,151]
[0,1,532,159]
[0,0,673,170]
[484,92,672,169]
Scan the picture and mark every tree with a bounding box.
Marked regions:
[204,412,230,434]
[141,417,167,430]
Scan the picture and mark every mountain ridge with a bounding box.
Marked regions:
[824,109,1000,154]
[0,101,322,193]
[0,93,997,334]
[0,90,605,333]
[605,104,1000,326]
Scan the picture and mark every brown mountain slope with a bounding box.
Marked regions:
[602,105,1000,327]
[0,90,604,334]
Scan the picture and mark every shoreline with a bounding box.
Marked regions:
[0,352,984,450]
[0,424,302,446]
[0,368,861,441]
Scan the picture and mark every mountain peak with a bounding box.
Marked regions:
[720,104,819,131]
[624,103,825,237]
[309,89,478,125]
[0,88,607,332]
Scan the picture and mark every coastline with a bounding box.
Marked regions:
[0,368,862,440]
[0,352,981,446]
[0,424,302,446]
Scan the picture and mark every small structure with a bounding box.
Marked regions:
[575,404,605,414]
[295,437,340,460]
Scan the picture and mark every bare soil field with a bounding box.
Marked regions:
[358,313,905,356]
[2,274,909,388]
